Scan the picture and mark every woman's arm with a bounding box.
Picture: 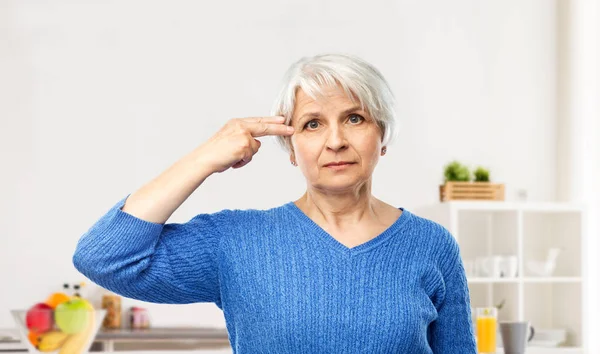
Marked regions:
[428,236,477,353]
[73,195,234,304]
[72,143,223,303]
[72,116,292,303]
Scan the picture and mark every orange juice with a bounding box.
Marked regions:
[476,316,496,352]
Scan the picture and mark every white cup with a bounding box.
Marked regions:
[479,256,503,278]
[501,256,518,278]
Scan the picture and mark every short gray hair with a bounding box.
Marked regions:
[270,53,398,153]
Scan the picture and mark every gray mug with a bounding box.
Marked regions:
[499,321,535,354]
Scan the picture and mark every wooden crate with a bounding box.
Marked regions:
[439,181,505,202]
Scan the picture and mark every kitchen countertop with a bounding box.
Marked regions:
[0,351,233,354]
[0,327,585,354]
[96,327,229,341]
[0,327,231,352]
[0,349,586,354]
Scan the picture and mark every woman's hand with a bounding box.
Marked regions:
[196,116,294,173]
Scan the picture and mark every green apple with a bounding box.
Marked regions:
[54,298,89,334]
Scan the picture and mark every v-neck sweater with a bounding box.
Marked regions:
[73,196,477,353]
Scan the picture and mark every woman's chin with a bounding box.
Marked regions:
[312,178,368,193]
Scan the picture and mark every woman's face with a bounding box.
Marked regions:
[289,85,385,193]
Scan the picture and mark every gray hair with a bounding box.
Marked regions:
[270,53,398,153]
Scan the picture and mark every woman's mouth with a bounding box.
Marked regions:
[324,162,356,170]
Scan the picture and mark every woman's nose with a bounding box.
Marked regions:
[325,125,348,151]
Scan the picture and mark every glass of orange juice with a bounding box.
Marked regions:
[476,307,497,353]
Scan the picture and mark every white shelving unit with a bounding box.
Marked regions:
[414,201,587,353]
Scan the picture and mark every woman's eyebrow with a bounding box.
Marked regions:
[298,112,320,122]
[297,106,363,122]
[341,106,362,115]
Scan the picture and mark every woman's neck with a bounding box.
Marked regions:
[294,184,382,230]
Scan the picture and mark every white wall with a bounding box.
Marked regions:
[1,0,560,329]
[556,0,600,351]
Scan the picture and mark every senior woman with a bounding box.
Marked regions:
[73,53,476,353]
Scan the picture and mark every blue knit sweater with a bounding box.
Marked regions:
[73,196,476,353]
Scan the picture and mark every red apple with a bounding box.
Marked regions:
[25,303,53,333]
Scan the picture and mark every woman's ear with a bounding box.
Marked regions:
[286,135,298,165]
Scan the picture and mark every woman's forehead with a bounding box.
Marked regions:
[293,86,360,116]
[296,84,355,101]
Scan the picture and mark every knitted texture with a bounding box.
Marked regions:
[73,196,476,353]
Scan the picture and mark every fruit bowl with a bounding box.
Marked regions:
[11,305,106,354]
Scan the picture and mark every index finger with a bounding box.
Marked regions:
[239,116,286,124]
[245,121,294,137]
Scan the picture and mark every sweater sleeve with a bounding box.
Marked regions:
[427,233,477,353]
[73,195,231,305]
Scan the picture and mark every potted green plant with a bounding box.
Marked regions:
[443,161,471,182]
[440,161,505,201]
[473,166,490,182]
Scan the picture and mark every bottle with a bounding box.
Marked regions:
[73,284,81,297]
[72,282,87,298]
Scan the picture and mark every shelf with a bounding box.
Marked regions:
[415,202,586,351]
[523,277,581,283]
[430,201,585,212]
[497,347,583,354]
[468,277,519,283]
[467,277,582,284]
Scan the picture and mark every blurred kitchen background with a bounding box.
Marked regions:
[1,0,598,353]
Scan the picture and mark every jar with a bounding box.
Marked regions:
[129,307,150,329]
[101,293,122,329]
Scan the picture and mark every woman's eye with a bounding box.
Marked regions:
[304,120,319,130]
[303,115,364,130]
[349,114,365,124]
